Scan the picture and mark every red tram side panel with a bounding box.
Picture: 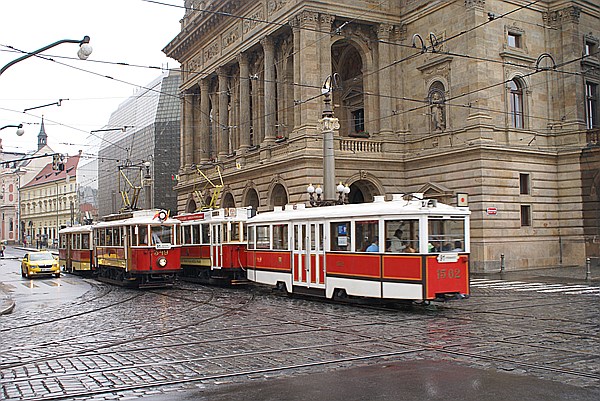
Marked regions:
[177,207,253,285]
[246,195,471,302]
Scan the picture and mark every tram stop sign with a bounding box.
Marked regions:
[486,207,498,215]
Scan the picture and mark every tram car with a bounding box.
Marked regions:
[58,225,95,275]
[245,194,470,302]
[93,209,182,288]
[177,207,254,285]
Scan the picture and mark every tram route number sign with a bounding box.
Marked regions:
[486,207,498,215]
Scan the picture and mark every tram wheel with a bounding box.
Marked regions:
[333,288,348,300]
[276,281,288,294]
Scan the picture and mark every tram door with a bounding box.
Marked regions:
[292,222,325,288]
[210,223,223,269]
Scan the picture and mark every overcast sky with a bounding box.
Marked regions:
[0,0,183,158]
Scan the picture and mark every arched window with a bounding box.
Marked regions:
[222,193,235,208]
[509,78,524,128]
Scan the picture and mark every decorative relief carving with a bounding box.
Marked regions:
[294,10,320,28]
[343,24,375,51]
[223,25,240,49]
[204,40,220,62]
[188,54,203,72]
[243,6,265,34]
[543,6,581,27]
[267,0,288,14]
[464,0,485,10]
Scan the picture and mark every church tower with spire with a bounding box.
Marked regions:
[37,117,48,150]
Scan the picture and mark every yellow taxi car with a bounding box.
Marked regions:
[21,251,60,279]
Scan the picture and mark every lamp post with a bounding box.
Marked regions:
[0,124,25,136]
[143,161,152,210]
[0,36,92,77]
[319,75,340,202]
[14,168,26,244]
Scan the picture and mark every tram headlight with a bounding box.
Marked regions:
[157,257,168,267]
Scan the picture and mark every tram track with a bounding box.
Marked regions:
[0,284,254,371]
[1,285,597,400]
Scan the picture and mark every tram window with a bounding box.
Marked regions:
[385,220,419,253]
[330,221,351,251]
[230,222,241,242]
[273,224,288,250]
[151,226,172,244]
[248,226,255,250]
[75,234,81,250]
[428,219,465,252]
[256,225,270,249]
[98,229,105,246]
[138,225,148,245]
[82,234,90,249]
[183,226,192,244]
[201,224,210,244]
[113,228,122,246]
[355,220,378,252]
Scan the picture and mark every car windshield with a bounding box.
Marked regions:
[29,252,54,261]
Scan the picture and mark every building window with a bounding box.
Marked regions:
[585,82,598,129]
[352,108,365,134]
[509,78,524,128]
[519,173,530,195]
[520,205,531,227]
[507,32,522,48]
[584,40,597,57]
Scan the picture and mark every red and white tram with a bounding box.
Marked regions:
[59,225,95,275]
[246,195,470,302]
[93,210,182,288]
[177,207,253,285]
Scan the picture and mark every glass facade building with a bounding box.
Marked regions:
[98,71,181,217]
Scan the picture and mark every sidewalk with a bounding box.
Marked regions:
[472,264,600,284]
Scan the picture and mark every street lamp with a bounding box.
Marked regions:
[0,124,25,136]
[0,36,92,77]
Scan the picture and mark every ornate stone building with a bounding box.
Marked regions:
[164,0,599,272]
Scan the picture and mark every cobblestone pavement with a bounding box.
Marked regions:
[0,275,598,400]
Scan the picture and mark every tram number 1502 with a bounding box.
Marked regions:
[436,268,461,280]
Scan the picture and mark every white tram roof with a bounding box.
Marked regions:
[59,225,93,234]
[248,195,470,225]
[176,206,253,223]
[95,210,181,228]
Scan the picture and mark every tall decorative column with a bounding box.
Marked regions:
[377,24,393,134]
[192,89,201,164]
[217,68,229,158]
[200,78,210,162]
[238,53,251,152]
[182,90,194,167]
[262,36,276,145]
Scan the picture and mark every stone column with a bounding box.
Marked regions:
[237,53,251,152]
[179,94,186,170]
[200,78,210,162]
[192,89,201,165]
[377,24,393,134]
[217,68,229,158]
[182,90,194,167]
[262,36,276,145]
